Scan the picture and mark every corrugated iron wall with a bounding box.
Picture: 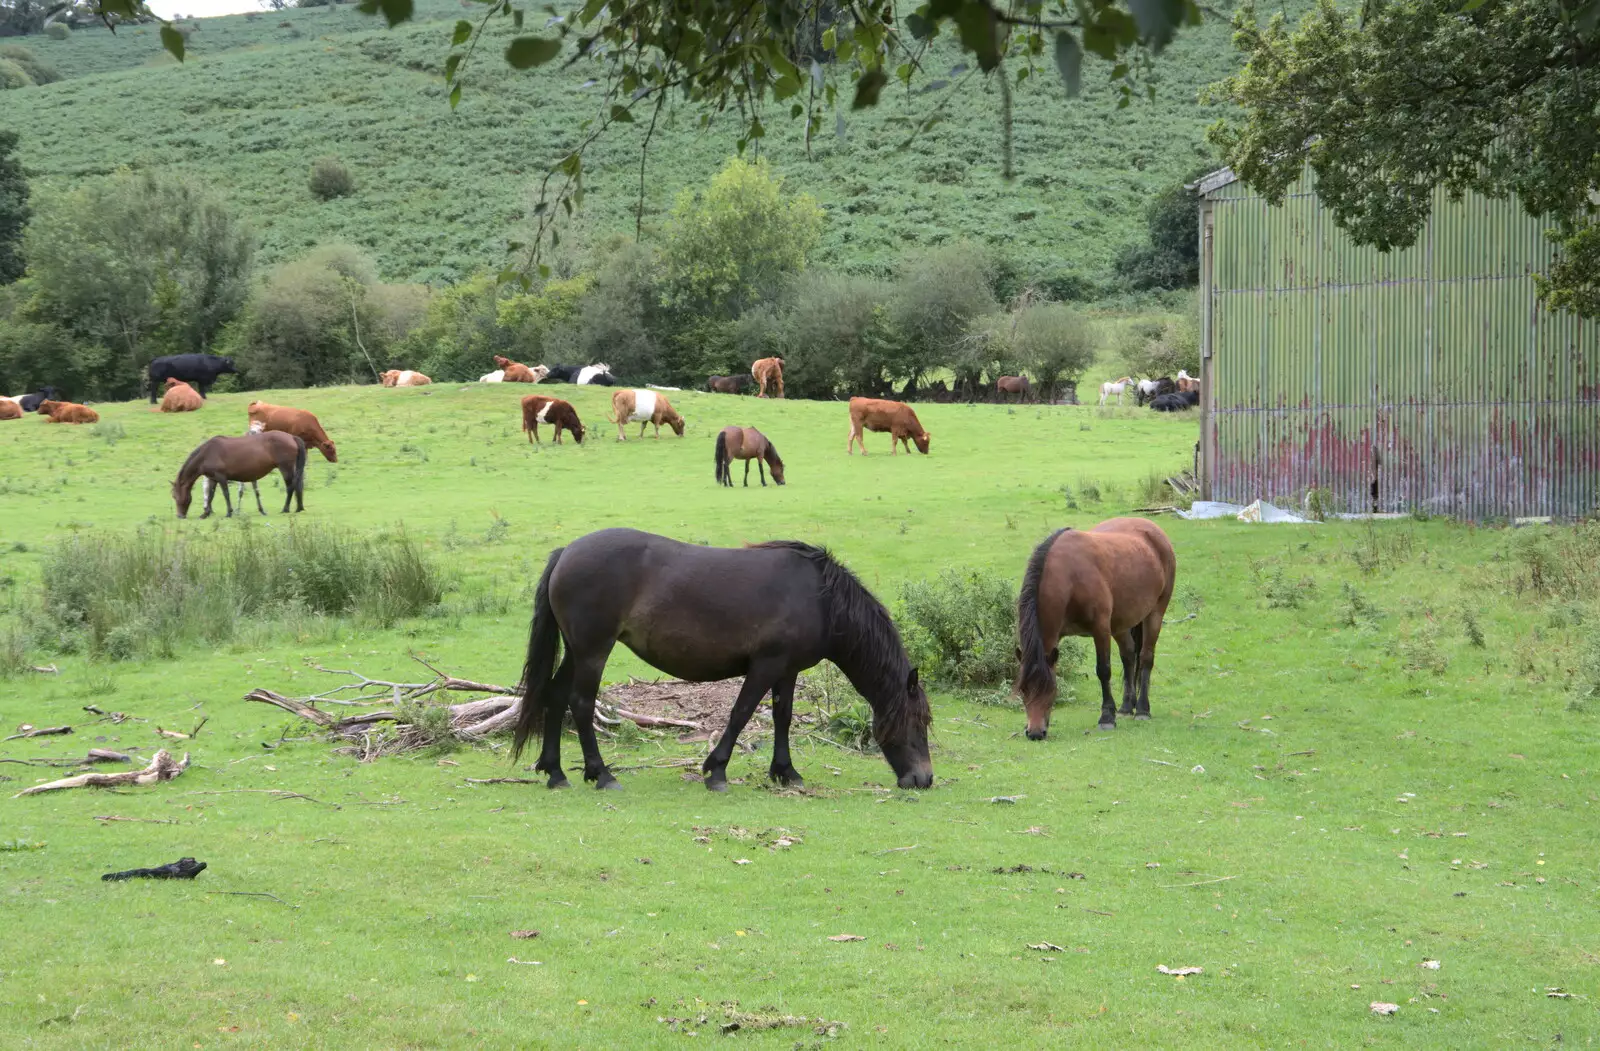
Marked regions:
[1202,170,1600,519]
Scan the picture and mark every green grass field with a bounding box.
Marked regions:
[1,383,1597,1047]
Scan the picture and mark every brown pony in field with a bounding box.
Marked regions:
[609,389,684,441]
[494,356,548,383]
[1014,519,1176,738]
[247,401,337,462]
[380,370,432,387]
[996,375,1032,402]
[172,432,306,519]
[0,399,21,421]
[37,400,99,424]
[157,378,203,413]
[521,394,585,444]
[847,397,930,455]
[752,356,785,399]
[709,374,752,394]
[714,426,785,487]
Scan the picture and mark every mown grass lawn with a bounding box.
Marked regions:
[1,382,1596,1048]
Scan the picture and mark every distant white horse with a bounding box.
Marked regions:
[479,370,506,383]
[1098,376,1134,406]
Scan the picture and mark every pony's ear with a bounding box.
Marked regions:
[1047,647,1059,666]
[907,667,920,692]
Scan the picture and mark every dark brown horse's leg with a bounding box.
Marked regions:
[533,657,574,788]
[743,458,751,487]
[251,482,266,516]
[219,477,236,518]
[767,674,803,787]
[1117,628,1140,716]
[757,458,767,487]
[568,655,620,789]
[1136,614,1164,719]
[1094,628,1117,730]
[704,668,781,792]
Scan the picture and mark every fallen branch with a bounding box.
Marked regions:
[86,749,133,763]
[1159,874,1237,890]
[4,724,72,742]
[206,890,298,908]
[94,815,178,824]
[28,663,58,675]
[16,750,188,797]
[466,777,543,785]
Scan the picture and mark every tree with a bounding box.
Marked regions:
[1208,0,1600,317]
[660,157,822,321]
[21,169,253,398]
[780,272,897,398]
[1113,164,1209,291]
[0,129,25,285]
[888,244,998,392]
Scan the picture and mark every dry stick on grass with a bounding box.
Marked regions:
[14,750,189,797]
[4,725,73,742]
[28,664,59,674]
[206,890,299,908]
[1159,875,1237,890]
[94,815,179,824]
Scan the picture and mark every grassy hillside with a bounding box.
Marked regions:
[3,0,1246,285]
[1,387,1597,1046]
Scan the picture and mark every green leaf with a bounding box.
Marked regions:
[558,152,582,176]
[355,0,414,28]
[1052,30,1082,97]
[452,19,473,45]
[790,102,804,118]
[578,0,605,24]
[1458,0,1489,10]
[1082,21,1118,61]
[821,26,836,50]
[852,67,888,109]
[609,103,634,123]
[449,82,462,109]
[445,53,463,82]
[98,0,138,17]
[952,2,1000,71]
[1127,0,1183,51]
[896,62,913,85]
[905,12,934,39]
[504,35,560,68]
[537,264,552,280]
[160,23,185,62]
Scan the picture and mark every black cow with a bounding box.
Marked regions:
[579,371,618,387]
[1150,390,1200,412]
[147,354,236,403]
[16,386,62,412]
[542,364,580,384]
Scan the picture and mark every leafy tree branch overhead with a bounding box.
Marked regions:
[1207,0,1600,317]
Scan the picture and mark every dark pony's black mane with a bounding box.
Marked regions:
[750,541,927,743]
[1016,528,1068,699]
[763,439,782,467]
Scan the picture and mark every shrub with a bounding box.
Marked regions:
[779,271,896,398]
[309,156,356,201]
[888,244,998,391]
[1012,303,1097,401]
[1571,610,1600,713]
[0,45,59,86]
[39,523,447,660]
[45,22,70,40]
[0,58,34,91]
[1117,301,1200,379]
[899,568,1017,688]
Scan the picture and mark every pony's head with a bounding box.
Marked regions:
[1014,643,1060,740]
[912,431,931,455]
[877,666,933,789]
[766,443,786,485]
[1014,528,1065,740]
[172,477,193,518]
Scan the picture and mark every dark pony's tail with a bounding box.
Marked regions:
[512,546,565,761]
[1016,529,1066,700]
[714,430,728,483]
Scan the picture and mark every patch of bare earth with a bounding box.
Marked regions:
[599,678,758,742]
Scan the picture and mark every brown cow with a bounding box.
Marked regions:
[520,394,585,445]
[847,397,930,455]
[379,370,431,387]
[156,377,204,413]
[609,389,685,441]
[247,400,338,462]
[494,356,549,384]
[0,399,21,421]
[752,356,785,399]
[36,400,99,424]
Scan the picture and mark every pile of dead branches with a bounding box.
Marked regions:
[244,658,707,761]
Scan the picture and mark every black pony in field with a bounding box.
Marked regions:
[512,528,934,792]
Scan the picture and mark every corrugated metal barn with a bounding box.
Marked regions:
[1195,167,1600,519]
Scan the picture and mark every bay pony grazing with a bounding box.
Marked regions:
[847,397,930,455]
[247,401,337,462]
[996,375,1032,402]
[0,399,21,421]
[171,432,306,519]
[380,370,431,387]
[714,426,785,487]
[513,528,933,791]
[609,389,684,441]
[156,378,203,413]
[1014,519,1176,738]
[1098,376,1134,406]
[752,356,784,398]
[521,394,585,444]
[36,400,99,424]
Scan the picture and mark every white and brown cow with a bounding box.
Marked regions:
[609,389,684,441]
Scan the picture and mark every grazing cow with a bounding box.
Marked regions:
[480,370,506,383]
[8,386,62,413]
[36,400,99,424]
[609,389,684,441]
[247,401,338,462]
[380,370,432,387]
[752,356,785,399]
[0,399,21,421]
[996,375,1032,402]
[1149,391,1200,412]
[520,394,585,445]
[1098,376,1134,406]
[147,354,235,404]
[156,378,204,413]
[576,364,617,386]
[708,374,752,395]
[847,397,931,456]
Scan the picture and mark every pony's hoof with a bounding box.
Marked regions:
[1134,713,1151,721]
[1097,721,1117,731]
[547,775,571,790]
[596,776,622,791]
[705,778,729,793]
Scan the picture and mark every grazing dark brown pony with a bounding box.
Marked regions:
[172,432,306,519]
[708,374,752,394]
[996,375,1032,402]
[512,528,933,792]
[714,426,785,487]
[1014,519,1176,737]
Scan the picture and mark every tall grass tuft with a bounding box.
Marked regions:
[40,522,447,660]
[899,568,1018,688]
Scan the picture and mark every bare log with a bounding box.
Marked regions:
[15,750,189,797]
[243,689,337,726]
[608,707,700,731]
[86,749,132,763]
[4,725,72,742]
